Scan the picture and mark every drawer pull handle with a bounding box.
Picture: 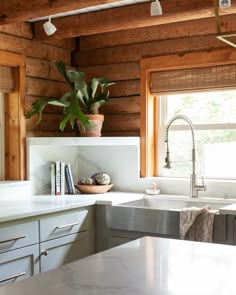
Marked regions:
[0,272,26,283]
[42,250,48,256]
[0,235,26,244]
[56,222,80,229]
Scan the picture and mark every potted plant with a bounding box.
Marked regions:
[25,60,115,137]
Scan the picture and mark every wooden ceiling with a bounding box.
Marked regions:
[1,0,236,40]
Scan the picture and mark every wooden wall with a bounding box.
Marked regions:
[0,22,77,137]
[72,15,235,136]
[1,15,234,138]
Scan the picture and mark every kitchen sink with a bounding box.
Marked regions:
[117,196,234,211]
[106,195,235,243]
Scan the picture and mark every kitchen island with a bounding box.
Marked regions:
[0,236,234,295]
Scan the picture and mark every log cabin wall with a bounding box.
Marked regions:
[72,15,235,137]
[0,22,77,137]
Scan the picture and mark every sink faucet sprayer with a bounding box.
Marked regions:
[164,115,206,198]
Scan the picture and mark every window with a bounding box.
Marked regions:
[158,90,236,179]
[0,92,4,180]
[140,48,236,178]
[0,51,26,180]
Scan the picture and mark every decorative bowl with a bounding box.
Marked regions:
[74,184,113,194]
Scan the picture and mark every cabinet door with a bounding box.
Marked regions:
[40,210,89,242]
[0,244,39,286]
[40,231,91,273]
[0,221,39,254]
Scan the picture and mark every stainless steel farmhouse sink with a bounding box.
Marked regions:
[117,198,228,211]
[106,195,236,244]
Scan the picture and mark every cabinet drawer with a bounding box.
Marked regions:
[0,244,39,286]
[40,231,90,272]
[0,221,39,254]
[40,210,88,242]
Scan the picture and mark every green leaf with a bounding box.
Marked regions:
[53,60,73,89]
[48,101,68,107]
[91,78,99,99]
[95,92,109,102]
[59,114,71,131]
[97,77,115,92]
[64,89,90,128]
[76,89,87,109]
[66,71,89,102]
[25,98,60,123]
[90,100,106,114]
[60,92,71,104]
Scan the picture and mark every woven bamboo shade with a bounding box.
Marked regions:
[150,64,236,94]
[0,65,15,93]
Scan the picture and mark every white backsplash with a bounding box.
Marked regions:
[27,137,236,199]
[0,181,32,199]
[27,137,140,195]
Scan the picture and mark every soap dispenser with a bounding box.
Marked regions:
[146,183,160,195]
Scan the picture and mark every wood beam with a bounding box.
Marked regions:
[0,33,71,63]
[34,0,236,40]
[79,14,236,51]
[74,35,226,67]
[0,0,121,25]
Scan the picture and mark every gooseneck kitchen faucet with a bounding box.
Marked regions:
[164,115,206,198]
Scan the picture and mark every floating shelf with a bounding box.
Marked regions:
[27,137,140,147]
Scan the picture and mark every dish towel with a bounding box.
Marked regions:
[180,206,217,242]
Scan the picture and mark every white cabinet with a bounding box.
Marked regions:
[0,221,40,286]
[39,207,95,273]
[0,206,95,282]
[0,221,39,254]
[0,245,39,286]
[40,231,91,272]
[40,210,89,242]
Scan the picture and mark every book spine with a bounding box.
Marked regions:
[50,162,56,195]
[67,164,75,194]
[60,162,65,195]
[55,161,61,195]
[65,164,73,194]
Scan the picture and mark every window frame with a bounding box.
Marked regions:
[0,92,4,180]
[140,48,236,177]
[0,50,26,180]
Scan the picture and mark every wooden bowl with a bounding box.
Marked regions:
[74,184,113,194]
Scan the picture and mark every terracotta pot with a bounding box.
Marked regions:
[76,114,104,137]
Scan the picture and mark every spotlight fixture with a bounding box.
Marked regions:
[150,0,163,16]
[43,16,57,36]
[219,0,231,8]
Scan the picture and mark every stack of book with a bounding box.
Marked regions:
[50,161,76,195]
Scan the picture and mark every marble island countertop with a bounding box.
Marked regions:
[0,192,144,223]
[0,236,236,295]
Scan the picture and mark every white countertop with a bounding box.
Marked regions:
[1,236,236,295]
[0,192,144,223]
[219,203,236,215]
[1,191,236,223]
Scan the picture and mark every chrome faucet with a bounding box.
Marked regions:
[164,115,206,198]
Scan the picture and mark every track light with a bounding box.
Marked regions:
[219,0,231,8]
[150,0,163,16]
[43,16,57,36]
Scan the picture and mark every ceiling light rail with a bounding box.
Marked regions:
[29,0,151,23]
[213,0,236,48]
